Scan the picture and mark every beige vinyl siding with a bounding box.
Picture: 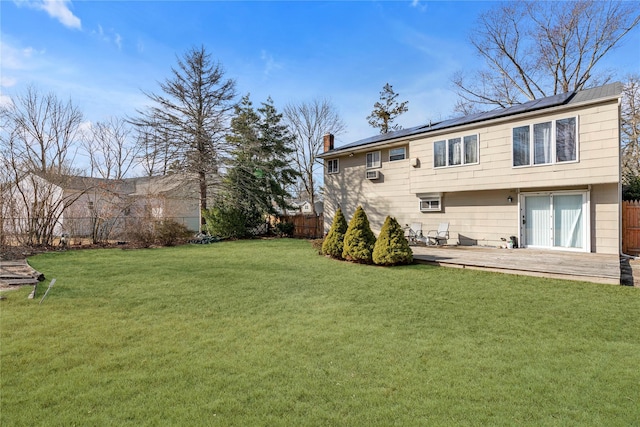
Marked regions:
[323,96,620,254]
[409,100,619,194]
[324,183,619,253]
[590,183,619,254]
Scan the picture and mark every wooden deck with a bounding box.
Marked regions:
[0,260,44,288]
[411,245,621,285]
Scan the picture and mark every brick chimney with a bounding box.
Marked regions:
[323,133,334,152]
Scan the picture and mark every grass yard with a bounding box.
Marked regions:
[1,239,639,426]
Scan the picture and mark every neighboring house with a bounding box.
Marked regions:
[298,200,324,215]
[320,83,623,254]
[3,173,202,242]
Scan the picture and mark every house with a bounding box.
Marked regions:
[2,172,202,244]
[320,83,623,254]
[298,200,324,215]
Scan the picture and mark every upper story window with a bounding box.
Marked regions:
[434,134,479,168]
[513,117,577,167]
[389,147,406,161]
[327,159,339,174]
[366,151,381,169]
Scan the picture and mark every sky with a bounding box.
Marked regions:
[2,0,640,150]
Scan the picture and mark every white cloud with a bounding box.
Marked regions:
[0,94,14,108]
[410,0,428,12]
[0,40,46,70]
[15,0,82,30]
[40,0,81,29]
[1,75,18,87]
[92,24,123,49]
[260,50,283,77]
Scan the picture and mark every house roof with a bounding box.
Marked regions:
[320,82,622,157]
[39,172,199,196]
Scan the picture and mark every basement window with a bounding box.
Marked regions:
[418,194,442,212]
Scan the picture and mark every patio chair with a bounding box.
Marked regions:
[426,222,449,245]
[404,223,424,245]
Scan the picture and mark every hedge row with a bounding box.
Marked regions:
[321,206,412,266]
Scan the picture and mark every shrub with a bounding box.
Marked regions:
[156,220,191,246]
[322,208,348,259]
[373,216,413,266]
[202,202,262,239]
[126,218,156,248]
[275,221,295,237]
[342,206,376,263]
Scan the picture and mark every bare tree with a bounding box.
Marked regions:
[622,74,640,181]
[283,98,346,213]
[135,120,176,177]
[0,86,86,246]
[452,0,640,113]
[367,83,409,134]
[82,116,139,179]
[132,46,237,224]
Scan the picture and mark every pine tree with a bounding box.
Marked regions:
[221,94,299,235]
[373,216,413,266]
[222,94,264,231]
[132,46,237,224]
[322,208,348,258]
[367,83,409,134]
[342,206,377,263]
[257,97,299,214]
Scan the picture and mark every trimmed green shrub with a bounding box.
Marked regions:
[322,208,348,258]
[342,206,376,263]
[202,202,262,239]
[275,221,295,237]
[373,216,413,265]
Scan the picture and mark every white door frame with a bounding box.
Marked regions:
[519,190,591,252]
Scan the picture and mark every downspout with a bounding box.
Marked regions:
[618,95,634,258]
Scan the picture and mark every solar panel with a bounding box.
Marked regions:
[327,84,619,155]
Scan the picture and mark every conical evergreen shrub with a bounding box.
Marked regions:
[342,206,376,263]
[322,208,348,259]
[373,216,413,266]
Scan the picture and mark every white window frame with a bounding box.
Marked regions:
[418,194,442,212]
[433,134,479,168]
[519,190,590,252]
[327,159,339,174]
[366,151,381,169]
[389,147,406,162]
[512,116,579,168]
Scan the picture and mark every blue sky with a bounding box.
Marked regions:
[2,0,639,148]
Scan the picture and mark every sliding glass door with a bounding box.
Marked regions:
[522,192,588,251]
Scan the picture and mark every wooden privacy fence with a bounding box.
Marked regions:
[623,200,640,255]
[279,214,324,239]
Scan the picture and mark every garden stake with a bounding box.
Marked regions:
[39,279,56,305]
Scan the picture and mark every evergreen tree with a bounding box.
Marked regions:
[223,94,263,227]
[367,83,409,134]
[373,216,413,266]
[221,94,299,235]
[257,97,299,213]
[322,207,348,259]
[342,206,377,263]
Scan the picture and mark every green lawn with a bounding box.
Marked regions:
[1,239,639,426]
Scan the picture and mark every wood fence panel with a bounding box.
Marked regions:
[623,201,640,255]
[279,214,324,239]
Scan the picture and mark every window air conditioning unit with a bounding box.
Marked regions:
[366,170,379,180]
